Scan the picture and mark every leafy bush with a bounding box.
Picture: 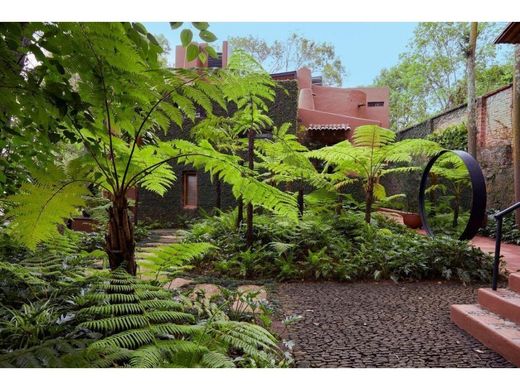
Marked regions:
[426,123,468,151]
[479,209,520,245]
[0,229,285,368]
[184,209,494,284]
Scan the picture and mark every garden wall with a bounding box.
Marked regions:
[138,80,299,226]
[387,84,514,211]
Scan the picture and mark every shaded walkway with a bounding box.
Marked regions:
[470,236,520,273]
[274,281,514,367]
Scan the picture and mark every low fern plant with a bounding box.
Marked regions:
[74,268,283,368]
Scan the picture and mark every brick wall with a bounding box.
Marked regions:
[390,84,514,211]
[138,80,299,226]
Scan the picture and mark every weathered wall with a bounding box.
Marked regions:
[138,80,299,226]
[389,84,514,211]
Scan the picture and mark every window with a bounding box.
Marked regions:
[367,101,385,107]
[183,171,198,208]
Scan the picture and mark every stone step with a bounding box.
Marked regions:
[510,273,520,294]
[451,304,520,367]
[478,288,520,325]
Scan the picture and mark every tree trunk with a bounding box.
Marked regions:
[335,193,343,215]
[246,202,253,247]
[364,179,374,223]
[513,45,520,226]
[106,195,136,275]
[215,176,221,210]
[236,197,243,228]
[297,184,304,219]
[467,22,478,158]
[246,129,255,248]
[452,193,460,228]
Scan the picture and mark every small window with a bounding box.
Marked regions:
[367,101,385,107]
[183,171,198,208]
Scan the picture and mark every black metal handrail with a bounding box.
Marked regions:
[492,202,520,290]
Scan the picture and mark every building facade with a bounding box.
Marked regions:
[138,42,390,225]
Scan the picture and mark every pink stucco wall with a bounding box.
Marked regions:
[295,67,390,134]
[357,87,390,129]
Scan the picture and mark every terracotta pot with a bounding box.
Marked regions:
[401,212,422,229]
[70,217,98,233]
[378,207,422,229]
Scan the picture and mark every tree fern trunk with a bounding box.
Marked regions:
[297,185,304,219]
[236,197,243,228]
[106,195,136,275]
[335,193,343,215]
[215,177,221,210]
[365,179,374,223]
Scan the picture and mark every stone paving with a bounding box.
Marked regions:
[273,281,515,367]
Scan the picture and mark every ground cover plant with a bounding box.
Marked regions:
[0,229,285,368]
[183,207,495,284]
[480,209,520,245]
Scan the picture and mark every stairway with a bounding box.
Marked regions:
[451,273,520,367]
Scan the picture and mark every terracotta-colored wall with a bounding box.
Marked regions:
[295,67,389,132]
[299,88,315,110]
[311,85,367,117]
[358,87,390,129]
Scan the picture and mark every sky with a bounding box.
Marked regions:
[144,22,419,87]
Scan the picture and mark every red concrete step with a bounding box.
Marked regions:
[510,273,520,294]
[451,304,520,367]
[478,288,520,325]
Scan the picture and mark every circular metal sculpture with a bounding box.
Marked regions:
[418,150,486,240]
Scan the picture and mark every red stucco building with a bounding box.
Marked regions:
[175,41,390,146]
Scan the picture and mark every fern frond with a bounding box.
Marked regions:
[6,164,89,249]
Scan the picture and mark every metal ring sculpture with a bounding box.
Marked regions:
[418,150,487,241]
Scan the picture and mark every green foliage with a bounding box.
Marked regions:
[184,209,493,284]
[308,125,441,222]
[373,22,511,129]
[2,24,299,261]
[72,268,282,368]
[139,241,215,280]
[5,164,89,249]
[427,123,468,151]
[480,209,520,245]
[0,226,282,368]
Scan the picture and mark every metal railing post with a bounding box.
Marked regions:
[491,201,520,290]
[492,216,503,291]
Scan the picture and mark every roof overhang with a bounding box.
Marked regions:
[308,123,349,131]
[494,22,520,44]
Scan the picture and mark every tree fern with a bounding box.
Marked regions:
[307,125,442,222]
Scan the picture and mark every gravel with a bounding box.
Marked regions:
[273,281,515,368]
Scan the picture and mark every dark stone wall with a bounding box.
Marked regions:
[138,80,299,226]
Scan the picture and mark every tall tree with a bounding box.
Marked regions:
[228,33,347,86]
[467,22,478,158]
[373,22,511,130]
[155,33,171,67]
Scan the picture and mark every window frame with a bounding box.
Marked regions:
[182,171,198,209]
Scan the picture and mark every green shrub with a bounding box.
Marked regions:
[426,123,468,151]
[184,209,494,284]
[0,229,284,368]
[479,209,520,245]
